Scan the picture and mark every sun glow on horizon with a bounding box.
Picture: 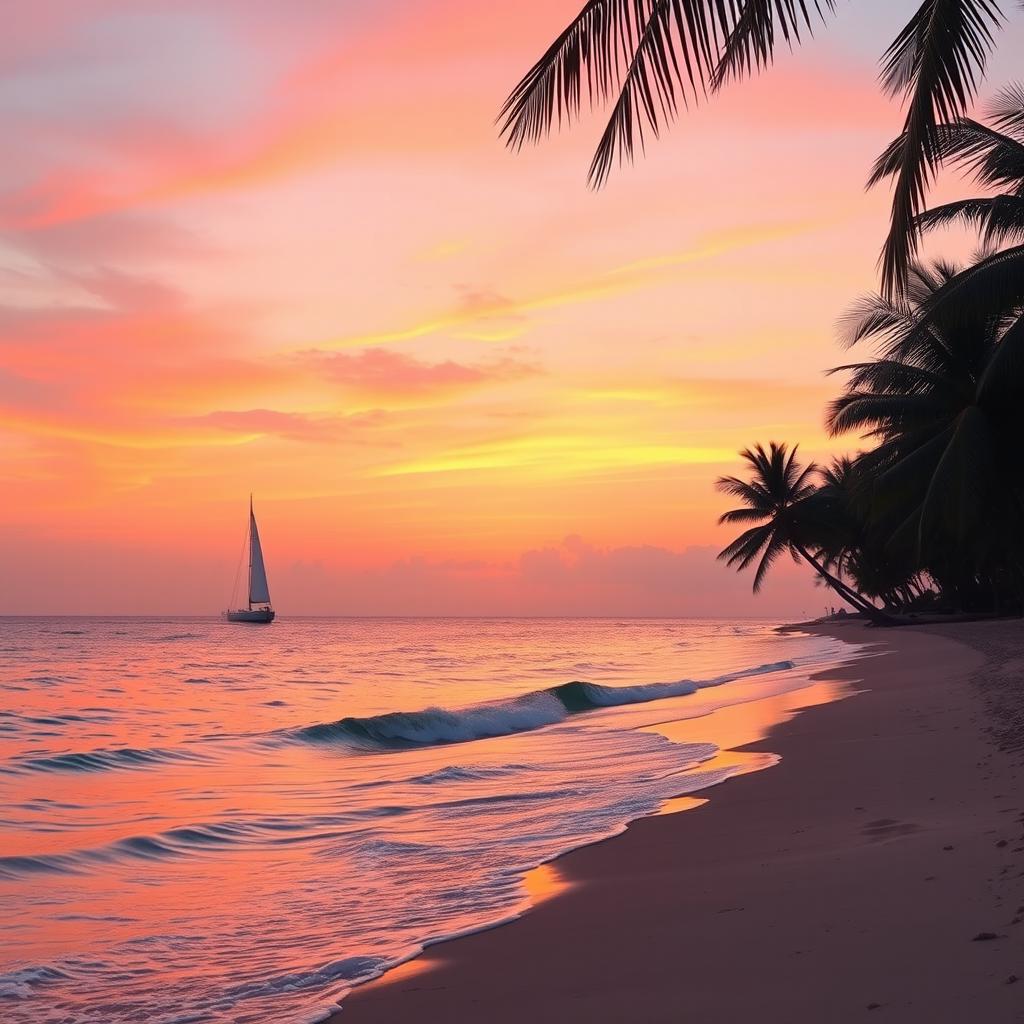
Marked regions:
[3,1,1007,615]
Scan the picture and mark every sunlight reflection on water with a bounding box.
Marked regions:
[0,617,856,1023]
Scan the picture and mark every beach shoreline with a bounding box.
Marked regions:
[332,621,1024,1022]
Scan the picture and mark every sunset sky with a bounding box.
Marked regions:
[3,2,1020,615]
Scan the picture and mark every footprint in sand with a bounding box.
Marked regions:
[861,818,924,841]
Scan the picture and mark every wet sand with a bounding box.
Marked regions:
[332,622,1024,1022]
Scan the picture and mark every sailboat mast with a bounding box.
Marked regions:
[247,494,253,610]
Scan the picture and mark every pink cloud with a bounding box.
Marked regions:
[299,347,537,399]
[264,539,824,619]
[183,408,387,444]
[0,531,824,617]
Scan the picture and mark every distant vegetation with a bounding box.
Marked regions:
[502,3,1024,621]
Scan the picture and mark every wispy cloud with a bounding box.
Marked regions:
[296,347,538,401]
[315,219,828,351]
[179,408,384,444]
[610,220,826,275]
[377,434,739,478]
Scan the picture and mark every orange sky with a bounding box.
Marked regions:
[2,2,1018,615]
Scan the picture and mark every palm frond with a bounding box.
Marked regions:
[914,195,1024,246]
[908,257,961,298]
[929,117,1024,189]
[829,358,960,397]
[869,0,1004,296]
[500,1,839,187]
[914,242,1024,336]
[977,308,1024,405]
[718,523,772,569]
[715,474,774,510]
[836,293,913,349]
[752,529,789,593]
[500,2,642,152]
[826,390,952,437]
[718,506,772,524]
[500,1,724,183]
[711,1,836,90]
[989,81,1024,142]
[587,2,697,186]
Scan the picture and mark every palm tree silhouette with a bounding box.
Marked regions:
[500,1,1009,294]
[812,456,928,611]
[716,442,891,622]
[828,260,1024,609]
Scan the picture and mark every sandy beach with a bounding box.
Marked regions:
[335,622,1024,1022]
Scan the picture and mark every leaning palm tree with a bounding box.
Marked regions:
[500,1,1009,294]
[716,441,890,621]
[828,259,1024,610]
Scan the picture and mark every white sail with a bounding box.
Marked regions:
[248,504,271,605]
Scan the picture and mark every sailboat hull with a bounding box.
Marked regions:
[224,608,275,624]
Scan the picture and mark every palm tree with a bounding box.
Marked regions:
[500,1,1009,294]
[827,260,1024,611]
[812,456,929,610]
[716,442,891,621]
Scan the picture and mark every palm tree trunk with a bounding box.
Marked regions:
[793,543,897,626]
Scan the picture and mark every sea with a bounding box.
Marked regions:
[0,617,857,1023]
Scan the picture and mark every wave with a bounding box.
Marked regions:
[297,660,795,750]
[407,764,531,785]
[1,745,210,776]
[0,965,73,1000]
[0,833,205,880]
[0,710,111,731]
[0,806,422,880]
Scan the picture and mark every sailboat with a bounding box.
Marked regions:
[225,498,275,623]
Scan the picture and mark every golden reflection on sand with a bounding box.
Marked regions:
[655,794,709,816]
[643,679,848,751]
[369,955,445,990]
[645,680,850,815]
[524,862,572,905]
[365,863,570,997]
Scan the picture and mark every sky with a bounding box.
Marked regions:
[2,1,1020,616]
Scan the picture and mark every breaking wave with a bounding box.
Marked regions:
[298,660,795,749]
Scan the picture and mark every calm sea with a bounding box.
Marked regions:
[0,617,856,1023]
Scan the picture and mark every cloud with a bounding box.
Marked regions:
[0,273,276,451]
[61,265,184,311]
[244,537,822,617]
[0,2,507,232]
[181,408,385,444]
[609,220,827,276]
[0,525,824,617]
[377,434,739,478]
[314,218,830,352]
[4,208,214,273]
[297,347,538,401]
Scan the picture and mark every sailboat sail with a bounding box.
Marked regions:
[225,498,275,623]
[248,507,271,605]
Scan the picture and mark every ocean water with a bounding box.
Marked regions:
[0,617,855,1023]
